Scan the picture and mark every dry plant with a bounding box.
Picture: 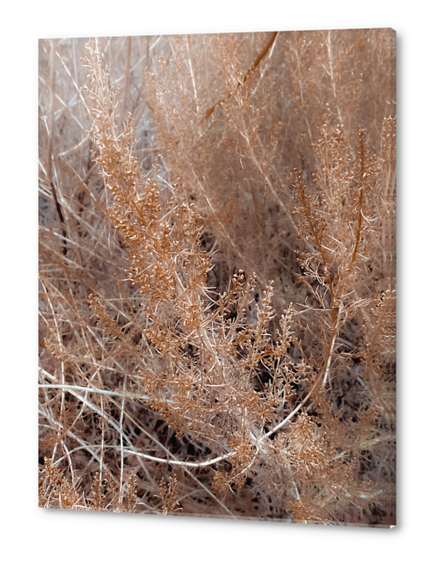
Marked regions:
[39,29,396,526]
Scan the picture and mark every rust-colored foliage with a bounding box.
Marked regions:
[39,29,396,526]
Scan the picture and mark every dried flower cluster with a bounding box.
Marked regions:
[39,29,396,526]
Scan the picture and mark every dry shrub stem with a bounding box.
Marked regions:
[39,30,396,526]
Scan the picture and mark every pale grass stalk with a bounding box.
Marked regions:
[326,31,344,128]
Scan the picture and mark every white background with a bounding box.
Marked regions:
[1,1,429,560]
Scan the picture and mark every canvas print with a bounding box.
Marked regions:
[38,29,396,526]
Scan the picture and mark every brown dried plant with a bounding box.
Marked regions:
[158,474,182,515]
[39,29,396,526]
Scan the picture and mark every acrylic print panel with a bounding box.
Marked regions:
[38,29,396,526]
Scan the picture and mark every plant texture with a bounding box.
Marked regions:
[39,29,396,526]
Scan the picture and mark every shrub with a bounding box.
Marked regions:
[39,29,396,526]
